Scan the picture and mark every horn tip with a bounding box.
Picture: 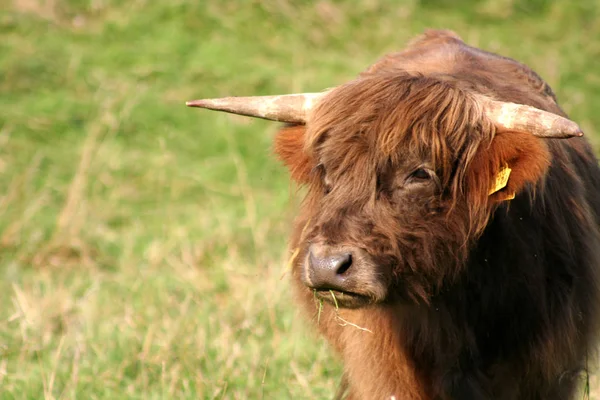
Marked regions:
[569,125,584,138]
[186,100,204,107]
[557,130,583,139]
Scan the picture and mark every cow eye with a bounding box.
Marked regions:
[409,168,431,181]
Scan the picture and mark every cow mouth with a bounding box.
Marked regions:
[313,288,371,309]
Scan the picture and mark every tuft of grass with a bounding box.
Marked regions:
[1,0,600,398]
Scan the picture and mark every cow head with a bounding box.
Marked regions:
[188,73,581,308]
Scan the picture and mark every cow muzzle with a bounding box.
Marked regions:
[302,243,384,308]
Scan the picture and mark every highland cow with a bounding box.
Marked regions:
[188,30,600,399]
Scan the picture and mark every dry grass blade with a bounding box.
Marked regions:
[334,314,373,334]
[281,247,300,279]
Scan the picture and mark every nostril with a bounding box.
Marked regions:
[334,253,352,275]
[307,246,356,289]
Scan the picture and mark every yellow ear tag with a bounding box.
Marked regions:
[488,164,512,195]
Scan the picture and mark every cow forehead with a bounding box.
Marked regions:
[316,135,420,184]
[306,73,490,177]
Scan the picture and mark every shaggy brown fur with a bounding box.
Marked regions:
[275,30,600,399]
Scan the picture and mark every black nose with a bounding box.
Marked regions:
[307,245,353,291]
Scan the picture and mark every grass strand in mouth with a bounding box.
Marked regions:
[317,298,323,325]
[330,290,339,310]
[327,290,373,333]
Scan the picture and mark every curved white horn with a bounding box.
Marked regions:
[477,95,583,139]
[186,92,325,123]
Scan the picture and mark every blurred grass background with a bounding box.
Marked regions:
[1,0,600,398]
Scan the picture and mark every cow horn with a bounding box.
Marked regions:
[479,96,583,139]
[186,92,326,124]
[186,90,582,138]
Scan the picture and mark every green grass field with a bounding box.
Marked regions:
[2,0,600,398]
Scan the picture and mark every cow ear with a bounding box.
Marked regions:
[274,124,313,184]
[466,130,551,204]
